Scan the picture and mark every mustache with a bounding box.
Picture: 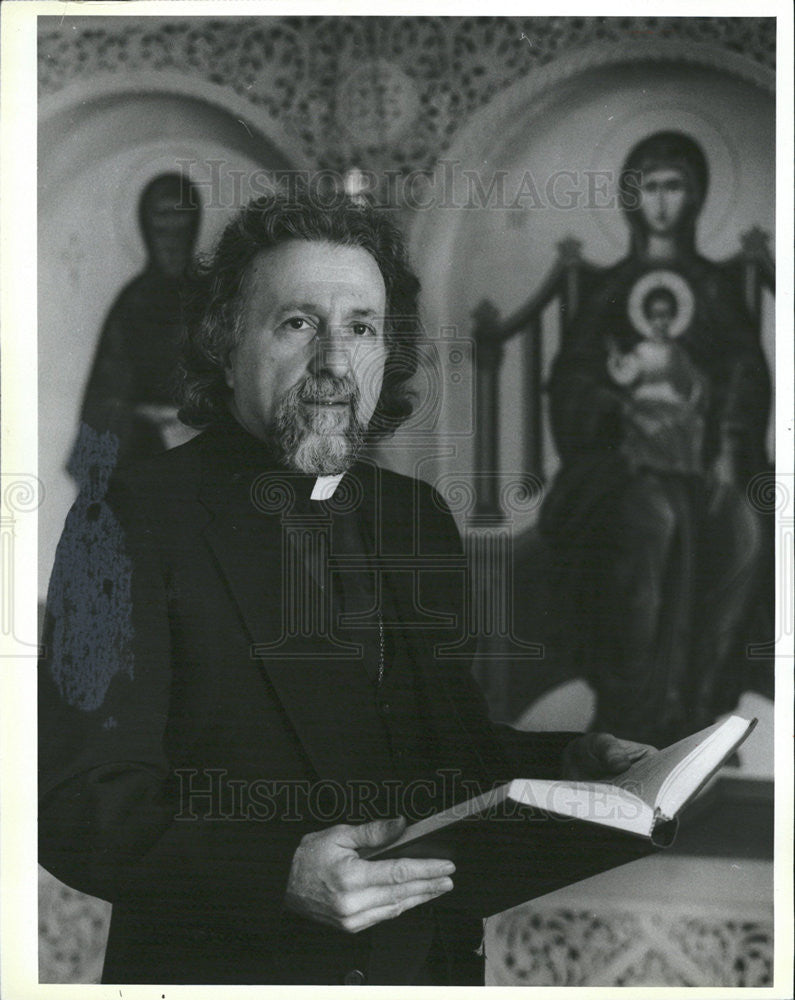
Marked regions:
[272,372,366,474]
[295,375,360,406]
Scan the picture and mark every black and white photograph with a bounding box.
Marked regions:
[0,1,792,994]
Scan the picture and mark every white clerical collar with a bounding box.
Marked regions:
[311,473,345,500]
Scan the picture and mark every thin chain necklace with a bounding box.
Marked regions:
[318,496,385,687]
[377,610,385,687]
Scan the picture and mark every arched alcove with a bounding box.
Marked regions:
[38,75,307,594]
[409,41,775,522]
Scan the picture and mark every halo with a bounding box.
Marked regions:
[586,96,744,255]
[628,270,695,339]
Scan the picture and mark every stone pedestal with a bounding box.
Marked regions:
[485,776,774,986]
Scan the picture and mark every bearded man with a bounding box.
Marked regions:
[39,188,652,986]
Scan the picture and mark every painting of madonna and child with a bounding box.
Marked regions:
[537,130,774,753]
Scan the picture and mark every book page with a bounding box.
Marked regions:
[614,721,724,807]
[509,779,653,837]
[614,716,751,815]
[656,716,755,818]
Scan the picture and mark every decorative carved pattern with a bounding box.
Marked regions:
[668,918,775,986]
[38,867,110,984]
[38,875,775,986]
[39,17,775,174]
[493,908,638,985]
[614,950,692,986]
[336,60,421,146]
[490,907,774,987]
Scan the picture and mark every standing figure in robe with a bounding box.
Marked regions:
[68,173,201,483]
[541,131,772,747]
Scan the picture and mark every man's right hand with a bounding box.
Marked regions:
[283,817,455,933]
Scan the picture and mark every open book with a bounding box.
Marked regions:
[506,713,758,843]
[361,715,757,916]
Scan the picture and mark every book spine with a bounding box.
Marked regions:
[651,810,679,848]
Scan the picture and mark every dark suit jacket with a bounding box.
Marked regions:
[39,415,573,985]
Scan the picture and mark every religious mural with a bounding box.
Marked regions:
[68,173,201,483]
[540,131,773,747]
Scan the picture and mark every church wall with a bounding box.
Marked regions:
[409,57,775,539]
[38,83,298,595]
[34,16,778,986]
[37,14,776,592]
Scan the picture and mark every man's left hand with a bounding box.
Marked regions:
[561,733,657,781]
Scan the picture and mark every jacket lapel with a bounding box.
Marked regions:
[366,465,507,785]
[196,425,389,782]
